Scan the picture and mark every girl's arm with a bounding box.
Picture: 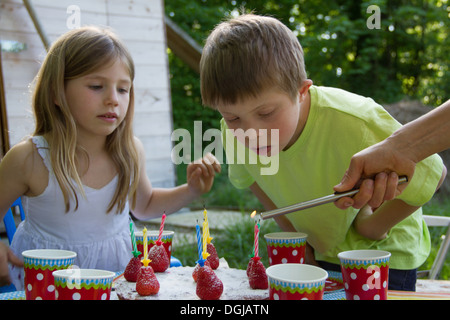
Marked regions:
[130,138,220,220]
[0,142,33,285]
[0,140,34,220]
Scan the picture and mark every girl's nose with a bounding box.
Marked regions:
[105,88,119,107]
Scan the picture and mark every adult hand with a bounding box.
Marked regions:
[333,140,414,209]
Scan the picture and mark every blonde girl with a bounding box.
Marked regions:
[0,26,220,290]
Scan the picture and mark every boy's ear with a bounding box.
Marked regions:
[298,79,313,101]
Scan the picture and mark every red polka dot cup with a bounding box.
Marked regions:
[338,250,391,300]
[22,249,77,300]
[135,230,174,260]
[264,232,307,265]
[266,263,328,300]
[53,269,115,300]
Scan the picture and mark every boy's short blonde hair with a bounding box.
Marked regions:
[200,14,307,108]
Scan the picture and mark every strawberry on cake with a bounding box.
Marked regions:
[115,258,269,300]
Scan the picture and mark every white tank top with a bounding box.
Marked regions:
[10,136,132,289]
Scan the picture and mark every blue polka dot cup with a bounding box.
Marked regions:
[264,232,307,266]
[22,249,77,300]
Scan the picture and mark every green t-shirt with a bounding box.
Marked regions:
[221,85,443,269]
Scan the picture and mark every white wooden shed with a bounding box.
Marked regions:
[0,0,176,187]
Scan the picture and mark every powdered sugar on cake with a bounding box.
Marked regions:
[115,258,269,300]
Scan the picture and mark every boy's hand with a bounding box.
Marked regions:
[0,242,23,286]
[186,153,221,196]
[353,205,388,240]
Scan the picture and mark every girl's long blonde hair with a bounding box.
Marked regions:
[32,26,139,213]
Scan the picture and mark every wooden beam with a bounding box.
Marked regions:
[0,49,10,156]
[165,16,202,74]
[23,0,50,51]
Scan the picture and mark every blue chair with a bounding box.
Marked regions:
[0,198,25,293]
[2,198,25,245]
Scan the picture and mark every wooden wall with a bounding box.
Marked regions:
[0,0,175,187]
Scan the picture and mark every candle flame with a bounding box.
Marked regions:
[250,210,257,218]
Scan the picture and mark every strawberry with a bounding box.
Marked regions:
[136,265,160,296]
[192,260,211,282]
[196,264,223,300]
[148,243,170,272]
[206,243,220,270]
[247,257,268,289]
[124,256,141,282]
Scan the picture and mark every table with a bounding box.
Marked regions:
[1,276,449,300]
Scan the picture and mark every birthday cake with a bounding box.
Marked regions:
[115,258,269,300]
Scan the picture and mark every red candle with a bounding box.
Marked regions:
[254,223,259,258]
[157,213,166,244]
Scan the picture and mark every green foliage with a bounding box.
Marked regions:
[166,0,448,110]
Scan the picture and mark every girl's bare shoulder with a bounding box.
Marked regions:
[1,138,48,195]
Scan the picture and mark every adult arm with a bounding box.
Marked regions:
[334,99,450,210]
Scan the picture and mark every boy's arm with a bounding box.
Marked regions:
[354,200,420,240]
[354,165,447,240]
[249,182,320,266]
[249,182,295,232]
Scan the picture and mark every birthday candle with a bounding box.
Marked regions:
[129,221,139,257]
[254,223,259,258]
[141,227,150,267]
[196,223,204,266]
[202,220,210,260]
[203,208,213,244]
[157,213,166,244]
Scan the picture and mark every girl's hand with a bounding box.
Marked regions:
[0,242,23,287]
[186,153,221,196]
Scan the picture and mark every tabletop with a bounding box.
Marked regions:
[1,273,449,300]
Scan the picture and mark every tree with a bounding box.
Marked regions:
[165,0,448,123]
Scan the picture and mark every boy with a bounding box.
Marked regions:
[199,14,446,291]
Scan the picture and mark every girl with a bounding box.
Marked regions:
[0,26,220,290]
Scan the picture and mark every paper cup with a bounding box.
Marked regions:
[266,263,328,300]
[53,269,115,300]
[264,232,307,265]
[135,230,174,260]
[338,250,391,300]
[22,249,77,300]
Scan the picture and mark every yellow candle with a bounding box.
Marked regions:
[203,209,213,244]
[202,220,210,260]
[141,227,151,267]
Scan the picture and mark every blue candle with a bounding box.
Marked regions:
[196,223,204,266]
